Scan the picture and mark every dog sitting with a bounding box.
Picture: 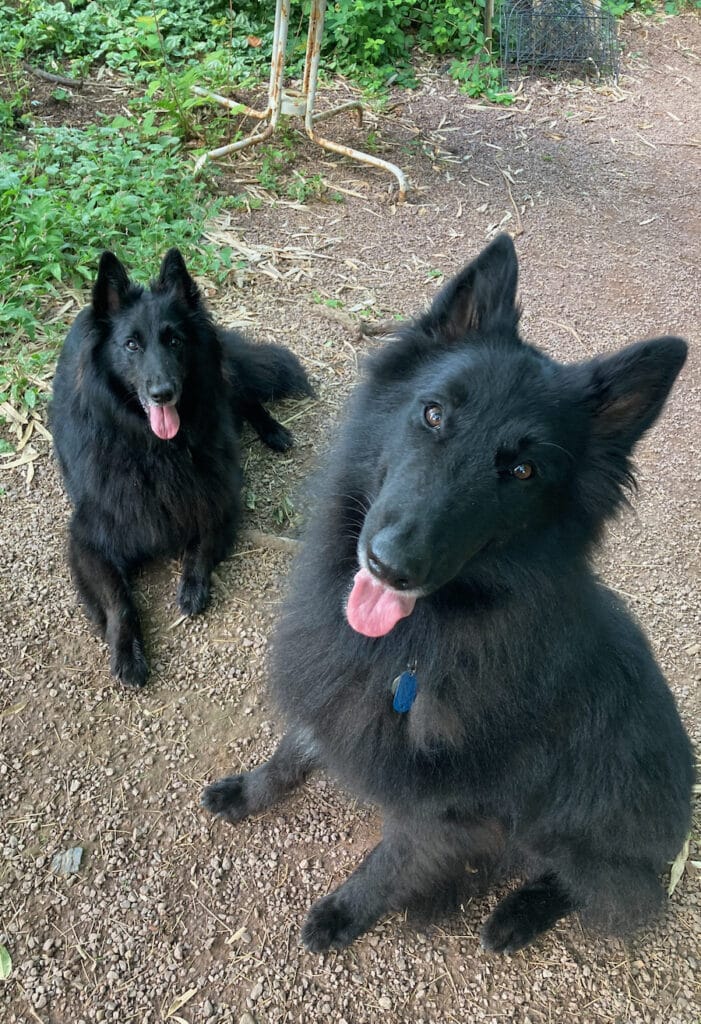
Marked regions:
[203,235,693,953]
[50,248,312,687]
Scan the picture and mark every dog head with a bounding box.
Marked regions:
[90,249,211,440]
[346,235,687,636]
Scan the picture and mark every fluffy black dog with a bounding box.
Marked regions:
[203,235,693,953]
[50,248,312,688]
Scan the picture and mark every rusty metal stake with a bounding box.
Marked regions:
[192,0,408,200]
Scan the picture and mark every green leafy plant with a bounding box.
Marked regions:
[0,346,55,416]
[1,117,231,330]
[286,171,328,203]
[257,142,294,193]
[0,0,247,79]
[274,494,296,526]
[307,0,511,101]
[140,58,243,143]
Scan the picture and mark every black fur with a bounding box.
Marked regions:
[203,235,693,952]
[50,248,312,687]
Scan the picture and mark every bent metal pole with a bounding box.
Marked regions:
[191,0,409,201]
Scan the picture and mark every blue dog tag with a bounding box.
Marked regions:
[392,670,418,713]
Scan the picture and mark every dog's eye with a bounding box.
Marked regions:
[423,404,443,429]
[125,338,140,352]
[168,335,180,348]
[511,462,534,480]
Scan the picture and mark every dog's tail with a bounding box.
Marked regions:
[226,333,314,402]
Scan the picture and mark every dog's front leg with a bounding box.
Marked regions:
[69,532,147,688]
[177,535,218,616]
[202,727,319,823]
[178,506,240,615]
[301,813,469,952]
[177,549,212,616]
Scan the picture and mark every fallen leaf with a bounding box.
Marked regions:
[0,944,11,980]
[16,420,34,451]
[668,835,690,896]
[225,924,249,944]
[164,988,197,1019]
[0,447,40,470]
[0,702,27,718]
[31,420,52,441]
[247,35,262,47]
[0,401,26,425]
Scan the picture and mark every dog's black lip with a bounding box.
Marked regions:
[138,394,180,413]
[363,566,426,600]
[358,535,495,600]
[357,546,425,600]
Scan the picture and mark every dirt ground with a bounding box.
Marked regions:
[1,12,700,1024]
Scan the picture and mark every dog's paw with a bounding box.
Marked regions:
[111,639,148,689]
[178,573,211,616]
[201,775,252,823]
[481,877,572,954]
[480,892,549,954]
[261,422,293,453]
[301,894,363,952]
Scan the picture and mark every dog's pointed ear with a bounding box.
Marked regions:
[92,252,131,316]
[157,248,201,309]
[420,234,519,341]
[585,336,687,450]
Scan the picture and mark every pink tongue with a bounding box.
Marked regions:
[346,568,417,637]
[147,404,180,440]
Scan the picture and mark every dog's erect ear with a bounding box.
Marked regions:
[157,248,201,309]
[586,337,687,450]
[92,252,131,316]
[420,234,519,341]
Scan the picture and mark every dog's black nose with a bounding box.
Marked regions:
[367,547,413,591]
[148,384,174,405]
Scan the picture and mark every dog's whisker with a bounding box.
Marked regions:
[535,440,575,462]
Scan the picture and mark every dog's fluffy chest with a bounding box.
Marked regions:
[81,427,238,559]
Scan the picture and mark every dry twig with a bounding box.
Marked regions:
[25,64,82,87]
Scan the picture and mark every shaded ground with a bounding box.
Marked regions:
[1,13,700,1024]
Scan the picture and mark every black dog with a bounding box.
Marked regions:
[50,249,312,687]
[203,235,693,953]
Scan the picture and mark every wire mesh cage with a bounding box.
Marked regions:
[499,0,619,80]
